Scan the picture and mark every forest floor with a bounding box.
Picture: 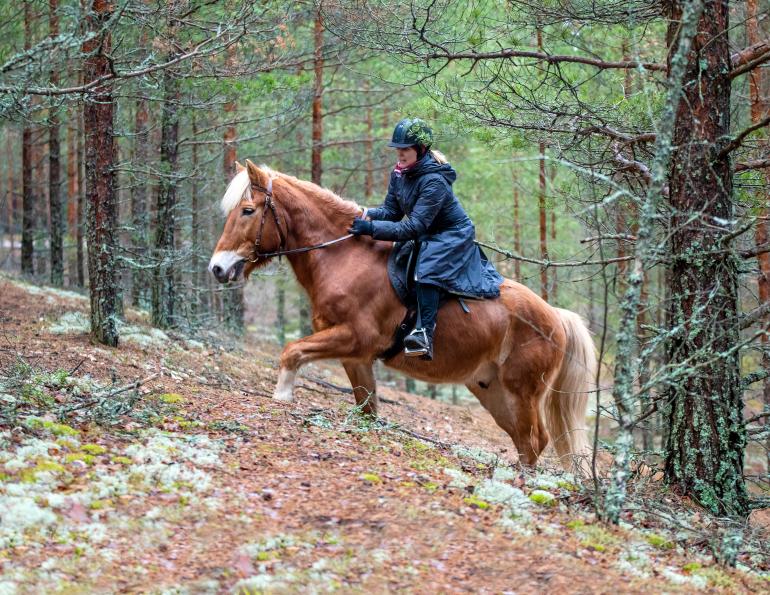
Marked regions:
[0,274,769,594]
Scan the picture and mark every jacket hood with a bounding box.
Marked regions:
[406,153,457,185]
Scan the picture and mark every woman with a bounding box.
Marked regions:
[349,118,503,361]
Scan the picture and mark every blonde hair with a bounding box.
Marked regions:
[430,149,448,164]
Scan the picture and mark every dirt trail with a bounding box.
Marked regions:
[0,277,765,593]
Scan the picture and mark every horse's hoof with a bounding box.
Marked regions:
[272,390,294,403]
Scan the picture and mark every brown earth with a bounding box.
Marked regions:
[0,276,766,594]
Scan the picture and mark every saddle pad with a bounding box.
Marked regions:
[387,240,418,306]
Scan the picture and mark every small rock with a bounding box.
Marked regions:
[748,508,770,537]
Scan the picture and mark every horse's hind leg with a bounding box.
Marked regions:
[466,367,549,467]
[342,361,378,416]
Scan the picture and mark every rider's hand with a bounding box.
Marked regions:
[348,217,373,236]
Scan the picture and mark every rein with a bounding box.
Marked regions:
[247,177,354,262]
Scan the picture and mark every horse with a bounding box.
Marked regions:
[209,160,596,471]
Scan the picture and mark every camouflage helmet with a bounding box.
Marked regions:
[388,118,433,149]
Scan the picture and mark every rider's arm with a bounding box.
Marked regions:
[365,173,403,222]
[369,177,446,241]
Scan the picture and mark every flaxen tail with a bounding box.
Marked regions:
[543,308,596,474]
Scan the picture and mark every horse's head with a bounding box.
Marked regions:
[208,160,284,283]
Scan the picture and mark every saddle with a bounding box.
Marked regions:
[378,241,470,361]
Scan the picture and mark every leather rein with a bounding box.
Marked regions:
[247,177,354,262]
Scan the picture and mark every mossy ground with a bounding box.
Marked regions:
[0,276,768,593]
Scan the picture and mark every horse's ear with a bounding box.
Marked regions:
[234,161,246,173]
[245,159,269,189]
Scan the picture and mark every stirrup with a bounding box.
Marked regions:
[404,327,430,358]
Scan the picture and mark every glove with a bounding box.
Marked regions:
[348,217,373,236]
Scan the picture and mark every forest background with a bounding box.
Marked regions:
[0,0,769,528]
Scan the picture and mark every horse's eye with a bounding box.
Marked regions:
[242,207,255,216]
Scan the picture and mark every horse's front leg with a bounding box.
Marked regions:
[342,361,378,416]
[273,325,360,403]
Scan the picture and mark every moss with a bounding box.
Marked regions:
[80,444,107,456]
[422,481,439,493]
[646,533,674,550]
[64,452,95,465]
[45,421,79,437]
[574,524,618,553]
[566,519,585,529]
[696,567,735,588]
[111,456,132,465]
[34,460,65,473]
[557,480,578,492]
[159,393,185,404]
[361,473,381,483]
[682,562,702,573]
[89,499,112,510]
[528,490,556,506]
[463,495,489,510]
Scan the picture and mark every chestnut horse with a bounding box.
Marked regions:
[209,160,596,471]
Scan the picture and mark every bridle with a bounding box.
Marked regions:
[246,177,354,262]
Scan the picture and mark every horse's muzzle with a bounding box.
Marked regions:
[209,251,246,283]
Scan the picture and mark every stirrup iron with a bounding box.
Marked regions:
[403,327,429,357]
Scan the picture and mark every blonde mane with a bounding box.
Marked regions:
[219,165,360,219]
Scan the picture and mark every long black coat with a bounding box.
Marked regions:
[367,153,503,298]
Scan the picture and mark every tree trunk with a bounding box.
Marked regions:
[48,0,63,286]
[76,108,85,287]
[151,9,179,329]
[221,42,245,335]
[131,77,150,307]
[311,6,324,186]
[512,166,521,280]
[364,80,374,200]
[83,0,118,346]
[538,141,548,300]
[66,112,78,284]
[190,112,205,318]
[663,0,747,516]
[746,0,770,475]
[5,131,15,267]
[21,1,34,275]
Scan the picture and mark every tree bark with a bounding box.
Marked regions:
[48,0,63,286]
[663,0,748,516]
[83,0,119,346]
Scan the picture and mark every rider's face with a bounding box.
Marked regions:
[396,146,418,168]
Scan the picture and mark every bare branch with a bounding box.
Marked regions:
[421,48,666,72]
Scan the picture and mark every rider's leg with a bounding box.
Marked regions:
[404,282,441,359]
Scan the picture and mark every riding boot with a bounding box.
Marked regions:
[404,282,440,361]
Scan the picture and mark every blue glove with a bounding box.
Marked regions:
[348,217,373,236]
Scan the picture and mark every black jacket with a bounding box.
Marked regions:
[368,153,503,298]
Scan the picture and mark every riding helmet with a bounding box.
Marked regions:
[388,118,433,149]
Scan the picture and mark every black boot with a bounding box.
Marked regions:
[404,283,440,361]
[403,325,434,360]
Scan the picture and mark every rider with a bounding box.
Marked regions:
[349,118,503,360]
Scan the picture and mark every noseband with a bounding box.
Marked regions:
[246,177,354,262]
